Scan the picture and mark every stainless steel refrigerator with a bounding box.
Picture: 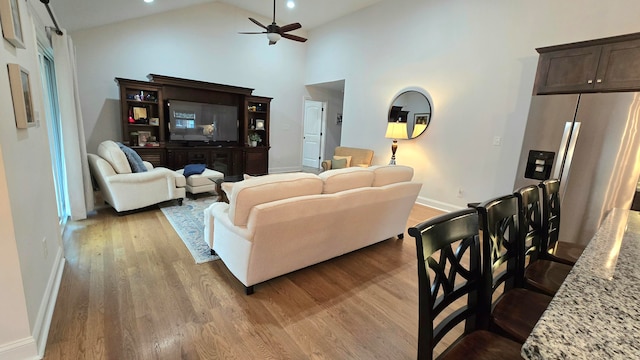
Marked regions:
[513,92,640,246]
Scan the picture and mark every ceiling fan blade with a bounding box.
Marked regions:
[279,22,302,33]
[282,33,308,43]
[249,17,267,30]
[238,32,267,34]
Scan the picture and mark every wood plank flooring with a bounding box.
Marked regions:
[43,202,446,360]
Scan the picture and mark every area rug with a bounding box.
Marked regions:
[160,197,220,264]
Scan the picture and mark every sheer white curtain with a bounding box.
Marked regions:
[52,33,94,220]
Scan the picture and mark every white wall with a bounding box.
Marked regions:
[305,0,640,210]
[70,2,308,173]
[0,0,64,357]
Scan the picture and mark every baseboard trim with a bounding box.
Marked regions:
[33,247,65,358]
[268,166,303,174]
[416,196,462,212]
[0,337,38,360]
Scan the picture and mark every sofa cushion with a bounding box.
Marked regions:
[318,167,375,194]
[332,157,347,169]
[98,140,132,174]
[229,172,323,226]
[370,165,414,186]
[183,163,206,177]
[333,155,352,167]
[117,142,147,173]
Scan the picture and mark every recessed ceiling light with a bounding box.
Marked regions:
[286,1,295,9]
[144,0,154,3]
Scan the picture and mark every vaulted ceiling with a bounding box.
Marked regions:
[50,0,383,33]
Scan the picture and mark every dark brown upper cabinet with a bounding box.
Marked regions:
[534,33,640,94]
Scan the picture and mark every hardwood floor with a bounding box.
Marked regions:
[43,202,445,359]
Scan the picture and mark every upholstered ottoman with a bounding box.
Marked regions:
[176,168,224,196]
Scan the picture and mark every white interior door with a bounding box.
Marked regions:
[303,100,323,168]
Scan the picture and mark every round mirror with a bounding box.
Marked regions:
[388,88,432,139]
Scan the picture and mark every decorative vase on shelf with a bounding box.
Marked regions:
[251,140,257,147]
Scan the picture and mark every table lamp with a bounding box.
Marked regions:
[385,121,409,165]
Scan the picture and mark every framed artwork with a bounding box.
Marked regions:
[138,131,151,145]
[7,63,35,128]
[414,113,431,125]
[149,117,159,126]
[0,0,25,49]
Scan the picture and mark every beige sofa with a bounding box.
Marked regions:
[88,140,186,213]
[321,146,374,171]
[203,165,422,294]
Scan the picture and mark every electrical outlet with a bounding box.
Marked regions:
[457,187,464,198]
[42,237,48,259]
[492,136,502,146]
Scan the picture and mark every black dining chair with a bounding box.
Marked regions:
[408,209,522,360]
[477,195,553,343]
[514,185,572,296]
[539,179,585,265]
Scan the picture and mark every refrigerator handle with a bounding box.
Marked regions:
[558,122,581,202]
[553,122,575,179]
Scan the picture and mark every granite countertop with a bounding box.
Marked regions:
[522,208,640,359]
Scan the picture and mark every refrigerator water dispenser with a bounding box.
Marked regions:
[524,150,555,180]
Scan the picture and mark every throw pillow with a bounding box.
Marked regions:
[333,155,352,167]
[183,163,206,177]
[243,173,253,180]
[332,157,348,169]
[116,142,147,173]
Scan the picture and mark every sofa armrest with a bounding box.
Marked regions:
[205,202,253,248]
[321,160,331,171]
[105,167,182,185]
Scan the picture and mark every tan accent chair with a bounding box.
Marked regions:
[321,146,374,171]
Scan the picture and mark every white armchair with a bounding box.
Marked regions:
[88,140,186,213]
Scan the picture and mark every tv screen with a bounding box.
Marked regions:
[168,100,239,143]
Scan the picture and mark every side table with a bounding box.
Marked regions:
[213,175,244,203]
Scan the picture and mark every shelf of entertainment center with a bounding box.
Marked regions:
[125,100,158,105]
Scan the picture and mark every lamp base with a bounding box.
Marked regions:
[389,139,398,165]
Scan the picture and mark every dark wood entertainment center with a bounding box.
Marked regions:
[115,74,271,176]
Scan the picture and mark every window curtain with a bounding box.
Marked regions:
[52,33,94,220]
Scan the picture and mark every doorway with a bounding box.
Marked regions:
[302,100,324,169]
[303,80,345,169]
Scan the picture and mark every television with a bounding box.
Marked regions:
[168,99,239,144]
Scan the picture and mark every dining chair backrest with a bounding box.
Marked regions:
[476,194,520,321]
[539,179,561,255]
[514,185,543,286]
[408,208,483,360]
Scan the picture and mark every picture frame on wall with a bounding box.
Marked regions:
[137,131,151,145]
[414,113,430,125]
[0,0,26,49]
[7,64,35,129]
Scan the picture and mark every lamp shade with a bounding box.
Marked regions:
[385,122,409,140]
[267,32,281,43]
[412,123,427,138]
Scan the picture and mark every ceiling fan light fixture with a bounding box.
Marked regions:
[267,32,281,43]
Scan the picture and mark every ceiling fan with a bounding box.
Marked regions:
[239,0,308,45]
